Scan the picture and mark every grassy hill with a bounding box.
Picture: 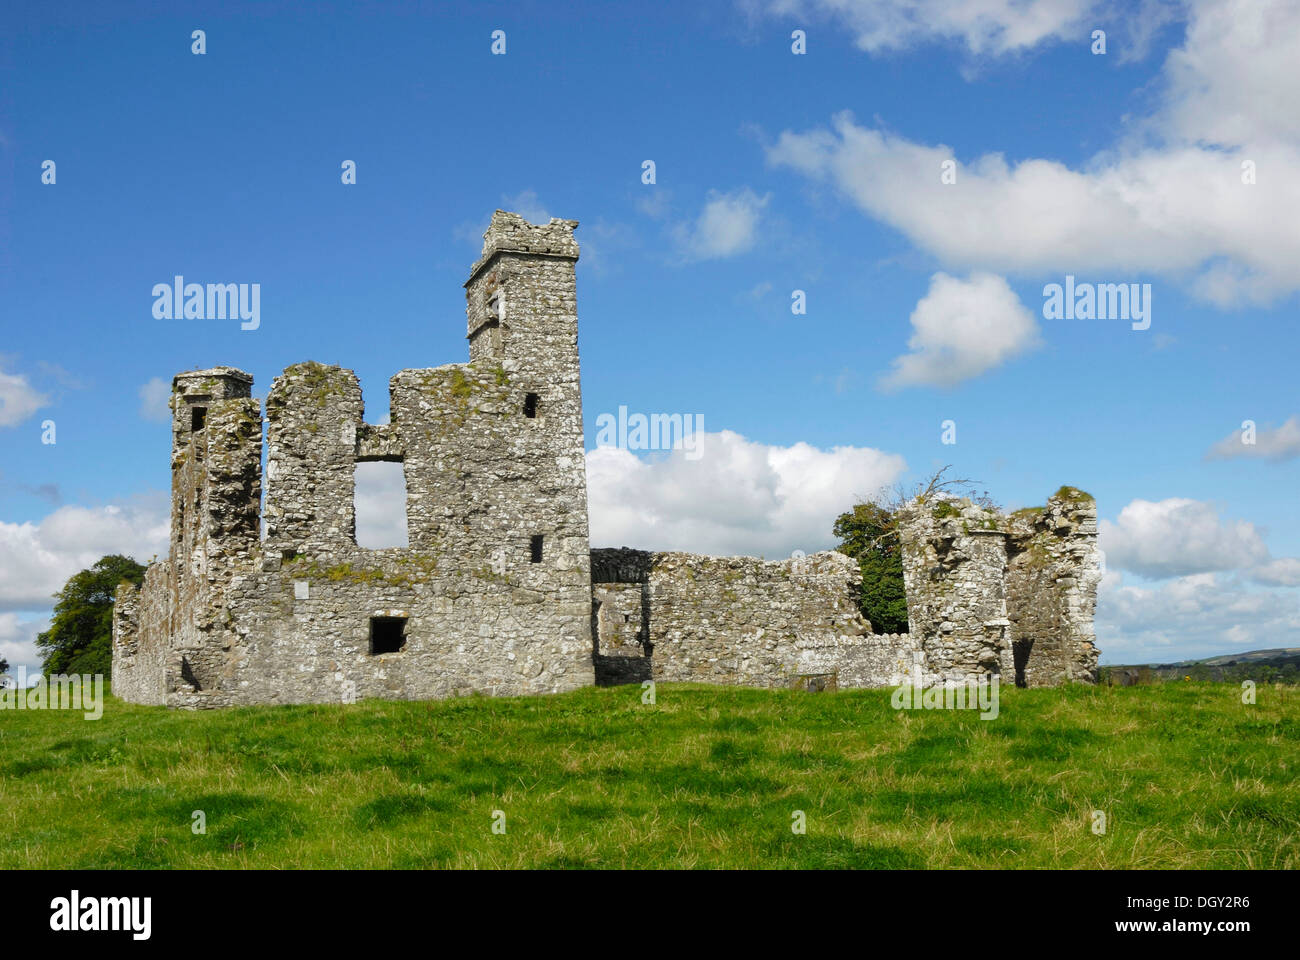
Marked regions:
[1101,648,1300,685]
[1,682,1296,869]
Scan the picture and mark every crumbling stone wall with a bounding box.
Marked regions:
[112,209,1101,709]
[590,547,899,688]
[114,212,595,708]
[1004,489,1102,685]
[896,490,1101,688]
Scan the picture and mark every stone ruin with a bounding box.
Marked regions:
[112,210,1101,708]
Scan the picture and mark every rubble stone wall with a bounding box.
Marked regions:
[111,209,1101,709]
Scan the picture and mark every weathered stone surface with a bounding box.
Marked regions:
[112,210,1100,708]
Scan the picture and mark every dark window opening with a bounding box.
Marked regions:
[1013,639,1034,688]
[530,535,544,563]
[191,406,207,431]
[369,616,407,655]
[524,393,539,418]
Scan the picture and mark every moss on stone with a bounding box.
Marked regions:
[1052,485,1094,503]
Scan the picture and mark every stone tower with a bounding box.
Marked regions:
[114,212,596,707]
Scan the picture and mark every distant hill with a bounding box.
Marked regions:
[1100,648,1300,685]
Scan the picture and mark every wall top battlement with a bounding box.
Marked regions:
[465,210,580,285]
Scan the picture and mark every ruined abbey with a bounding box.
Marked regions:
[112,210,1102,708]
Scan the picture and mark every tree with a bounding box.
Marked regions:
[833,466,997,635]
[36,555,146,678]
[834,502,909,634]
[0,656,9,676]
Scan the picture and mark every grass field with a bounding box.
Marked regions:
[1,681,1296,868]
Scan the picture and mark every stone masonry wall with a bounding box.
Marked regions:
[114,212,596,707]
[896,490,1101,688]
[589,547,917,689]
[111,209,1101,708]
[1004,489,1102,686]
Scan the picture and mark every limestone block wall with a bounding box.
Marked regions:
[897,490,1101,688]
[590,547,885,688]
[113,212,596,708]
[897,501,1011,684]
[1004,489,1102,686]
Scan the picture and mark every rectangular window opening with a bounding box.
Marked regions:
[530,535,544,563]
[354,461,409,548]
[191,406,207,431]
[524,393,539,419]
[369,616,407,655]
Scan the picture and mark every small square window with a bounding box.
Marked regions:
[191,406,207,431]
[524,393,539,419]
[530,535,544,563]
[369,616,407,655]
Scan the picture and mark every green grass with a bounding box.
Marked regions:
[1,682,1296,868]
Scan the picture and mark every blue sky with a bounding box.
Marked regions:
[3,0,1299,669]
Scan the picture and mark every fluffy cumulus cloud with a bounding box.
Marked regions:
[0,365,50,427]
[759,0,1101,56]
[586,429,906,557]
[765,1,1300,307]
[675,188,770,260]
[0,494,170,611]
[1250,558,1300,587]
[1095,495,1300,660]
[138,377,172,422]
[0,613,49,678]
[1097,570,1300,662]
[1099,498,1270,579]
[881,271,1040,389]
[1205,417,1300,461]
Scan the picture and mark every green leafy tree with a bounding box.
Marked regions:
[833,502,909,634]
[36,555,146,678]
[0,656,9,676]
[833,467,994,635]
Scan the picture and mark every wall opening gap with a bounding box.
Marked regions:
[354,461,408,548]
[369,616,407,655]
[530,535,544,563]
[524,393,539,418]
[191,406,207,431]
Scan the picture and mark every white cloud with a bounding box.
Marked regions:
[138,377,172,423]
[880,271,1040,389]
[500,189,551,225]
[675,188,770,260]
[1205,416,1300,461]
[0,366,50,427]
[758,0,1104,56]
[1250,557,1300,587]
[587,429,906,557]
[768,112,1300,306]
[1158,0,1300,148]
[1099,498,1270,579]
[1097,569,1300,662]
[764,1,1300,307]
[0,613,49,678]
[0,494,170,611]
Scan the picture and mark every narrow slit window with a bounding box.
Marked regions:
[530,535,544,563]
[524,393,539,419]
[191,406,207,431]
[369,616,407,655]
